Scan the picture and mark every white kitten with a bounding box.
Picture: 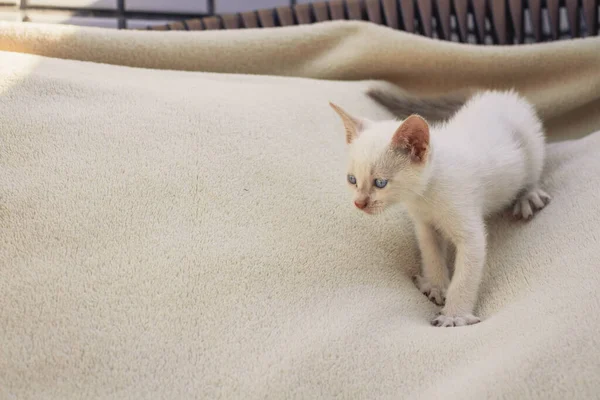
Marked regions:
[330,90,550,327]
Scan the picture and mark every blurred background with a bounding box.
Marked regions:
[0,0,597,44]
[0,0,313,29]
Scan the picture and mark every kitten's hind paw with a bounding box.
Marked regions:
[431,313,480,327]
[413,275,446,306]
[513,187,551,220]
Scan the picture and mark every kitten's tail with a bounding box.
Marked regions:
[366,85,481,122]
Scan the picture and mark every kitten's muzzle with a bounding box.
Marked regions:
[354,200,368,210]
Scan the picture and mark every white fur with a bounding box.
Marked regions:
[342,91,550,327]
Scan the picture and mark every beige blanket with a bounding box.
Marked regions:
[1,21,600,399]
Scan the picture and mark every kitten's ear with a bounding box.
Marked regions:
[329,102,366,144]
[391,114,430,163]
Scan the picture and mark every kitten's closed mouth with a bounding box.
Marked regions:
[361,206,381,215]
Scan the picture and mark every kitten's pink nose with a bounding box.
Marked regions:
[354,200,368,210]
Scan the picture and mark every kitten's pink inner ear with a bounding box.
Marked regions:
[329,102,363,144]
[391,114,430,163]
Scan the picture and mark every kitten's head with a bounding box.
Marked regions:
[330,102,431,214]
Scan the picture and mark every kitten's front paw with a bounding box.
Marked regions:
[413,275,446,306]
[431,313,480,327]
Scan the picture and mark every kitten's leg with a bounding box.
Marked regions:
[432,219,485,327]
[513,187,551,220]
[413,222,450,306]
[512,120,550,220]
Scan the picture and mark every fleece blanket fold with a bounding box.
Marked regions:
[0,21,599,399]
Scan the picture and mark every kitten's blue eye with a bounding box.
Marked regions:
[374,178,388,189]
[347,174,357,185]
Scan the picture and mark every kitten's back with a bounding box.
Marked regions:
[445,90,544,152]
[435,91,546,214]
